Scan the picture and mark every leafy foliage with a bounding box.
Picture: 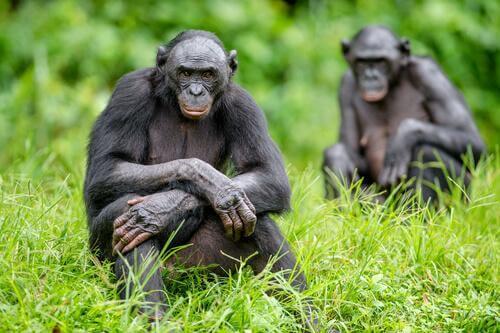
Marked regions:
[0,0,499,170]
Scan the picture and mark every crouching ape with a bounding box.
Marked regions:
[84,30,321,330]
[323,25,486,201]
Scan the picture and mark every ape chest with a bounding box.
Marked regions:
[355,86,429,179]
[356,86,429,138]
[147,112,226,167]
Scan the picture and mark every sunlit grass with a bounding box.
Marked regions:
[0,152,498,332]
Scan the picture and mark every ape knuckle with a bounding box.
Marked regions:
[324,144,347,160]
[184,157,200,165]
[400,118,419,132]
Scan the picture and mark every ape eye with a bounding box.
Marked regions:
[179,71,191,79]
[202,71,214,80]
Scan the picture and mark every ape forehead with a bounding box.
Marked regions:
[352,27,400,59]
[170,37,227,68]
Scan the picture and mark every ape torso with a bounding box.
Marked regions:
[147,103,227,170]
[353,69,430,179]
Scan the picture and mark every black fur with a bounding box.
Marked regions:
[83,30,311,326]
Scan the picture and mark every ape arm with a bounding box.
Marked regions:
[87,158,240,208]
[406,57,486,161]
[337,71,368,173]
[379,58,486,185]
[89,190,205,260]
[224,85,291,214]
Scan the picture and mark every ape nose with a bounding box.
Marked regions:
[189,84,204,96]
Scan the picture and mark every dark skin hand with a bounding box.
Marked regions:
[112,181,256,255]
[378,121,413,186]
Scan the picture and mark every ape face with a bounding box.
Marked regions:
[164,37,236,120]
[342,26,410,103]
[353,58,391,102]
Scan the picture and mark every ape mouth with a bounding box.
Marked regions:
[180,103,211,120]
[361,87,388,102]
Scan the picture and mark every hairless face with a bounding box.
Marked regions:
[165,37,234,120]
[342,25,410,102]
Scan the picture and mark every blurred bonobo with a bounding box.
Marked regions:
[83,30,315,327]
[323,25,485,201]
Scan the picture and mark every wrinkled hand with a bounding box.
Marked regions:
[378,135,412,187]
[113,195,168,255]
[213,185,256,242]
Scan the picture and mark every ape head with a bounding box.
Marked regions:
[342,25,410,102]
[156,30,238,120]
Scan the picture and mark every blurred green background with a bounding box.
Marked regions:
[0,0,499,175]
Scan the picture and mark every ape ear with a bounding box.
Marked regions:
[228,49,238,76]
[156,45,168,68]
[341,39,351,56]
[399,38,411,56]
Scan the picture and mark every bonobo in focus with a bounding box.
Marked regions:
[84,30,314,327]
[323,25,485,201]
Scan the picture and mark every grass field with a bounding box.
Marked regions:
[0,2,499,331]
[0,150,498,332]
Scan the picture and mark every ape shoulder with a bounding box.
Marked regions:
[106,68,155,115]
[341,69,356,86]
[339,70,356,97]
[407,56,442,84]
[407,56,461,98]
[221,83,268,127]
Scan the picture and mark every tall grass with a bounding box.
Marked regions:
[0,152,498,331]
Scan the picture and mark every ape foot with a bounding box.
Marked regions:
[141,303,167,323]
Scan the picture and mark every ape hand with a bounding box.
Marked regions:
[214,185,256,242]
[112,194,175,254]
[379,134,412,186]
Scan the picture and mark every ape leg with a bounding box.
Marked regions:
[166,214,320,331]
[114,238,167,320]
[407,144,470,202]
[323,143,369,199]
[165,214,305,287]
[249,215,306,291]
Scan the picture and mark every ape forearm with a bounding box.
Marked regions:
[88,158,232,205]
[403,120,486,161]
[91,190,206,259]
[346,145,368,175]
[138,189,206,240]
[232,168,291,214]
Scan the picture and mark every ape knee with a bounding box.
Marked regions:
[323,143,349,168]
[412,144,441,163]
[114,239,161,279]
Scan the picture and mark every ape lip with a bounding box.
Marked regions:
[180,104,210,115]
[362,89,387,102]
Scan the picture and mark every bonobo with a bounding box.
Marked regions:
[83,30,313,327]
[323,25,486,201]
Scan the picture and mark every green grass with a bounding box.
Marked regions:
[0,151,498,332]
[0,1,499,331]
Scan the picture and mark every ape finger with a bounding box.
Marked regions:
[237,202,256,237]
[217,211,234,240]
[127,196,145,206]
[228,210,243,241]
[113,216,136,246]
[113,227,143,255]
[395,162,408,182]
[113,212,130,229]
[121,232,153,254]
[379,168,390,186]
[243,196,256,215]
[387,166,399,185]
